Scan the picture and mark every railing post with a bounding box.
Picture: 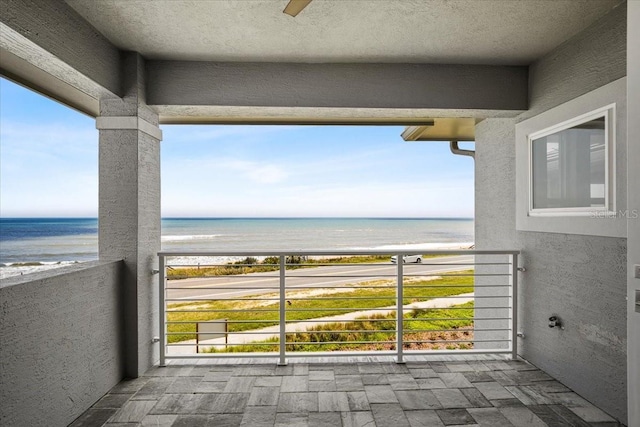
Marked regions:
[396,254,405,364]
[159,255,166,367]
[278,255,287,366]
[511,253,519,360]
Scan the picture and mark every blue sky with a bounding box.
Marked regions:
[0,78,474,217]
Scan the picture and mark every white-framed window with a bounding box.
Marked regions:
[528,104,615,216]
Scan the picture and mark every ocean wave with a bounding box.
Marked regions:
[348,242,475,251]
[161,234,223,242]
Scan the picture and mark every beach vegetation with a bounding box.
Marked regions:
[166,271,473,343]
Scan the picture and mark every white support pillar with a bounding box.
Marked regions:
[98,52,162,378]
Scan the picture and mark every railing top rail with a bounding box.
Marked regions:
[158,249,520,257]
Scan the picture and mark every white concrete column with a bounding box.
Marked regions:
[627,2,640,425]
[98,52,162,377]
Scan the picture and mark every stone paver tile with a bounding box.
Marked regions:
[281,375,308,392]
[248,387,280,406]
[132,377,174,400]
[255,376,283,387]
[429,362,451,373]
[196,381,227,393]
[409,368,438,378]
[274,412,308,427]
[513,370,553,383]
[240,406,277,427]
[234,366,275,377]
[358,364,390,374]
[436,408,476,426]
[470,362,492,372]
[309,411,342,427]
[370,403,411,427]
[460,388,492,408]
[334,364,360,375]
[109,400,157,423]
[93,393,133,409]
[548,392,593,407]
[364,385,399,403]
[474,381,514,400]
[439,372,474,388]
[530,381,571,393]
[206,413,243,426]
[489,370,518,386]
[498,407,548,427]
[203,370,233,382]
[318,391,350,412]
[490,399,525,407]
[144,366,192,377]
[309,380,337,391]
[347,391,371,411]
[463,372,494,383]
[446,362,475,372]
[293,364,309,376]
[528,404,591,427]
[568,405,617,423]
[109,377,150,394]
[341,411,376,427]
[467,408,514,426]
[187,366,213,377]
[388,374,420,390]
[505,386,552,405]
[417,378,447,389]
[151,394,203,414]
[141,414,178,426]
[69,408,117,427]
[505,360,537,371]
[224,376,255,392]
[361,374,389,385]
[395,389,442,410]
[309,370,335,381]
[404,409,445,427]
[277,392,319,413]
[166,377,203,394]
[483,361,511,371]
[197,393,250,414]
[336,375,365,391]
[275,365,294,376]
[171,415,209,427]
[433,388,473,409]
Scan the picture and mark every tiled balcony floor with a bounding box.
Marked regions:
[70,356,622,427]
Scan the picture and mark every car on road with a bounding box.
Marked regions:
[390,254,422,264]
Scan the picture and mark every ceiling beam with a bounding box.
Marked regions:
[147,61,528,123]
[0,0,122,111]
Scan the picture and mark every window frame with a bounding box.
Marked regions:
[527,104,616,217]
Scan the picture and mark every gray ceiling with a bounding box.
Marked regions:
[65,0,621,65]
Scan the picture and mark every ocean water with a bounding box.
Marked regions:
[0,217,473,278]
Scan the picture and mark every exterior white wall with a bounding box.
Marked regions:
[0,261,124,427]
[626,2,640,425]
[475,4,628,422]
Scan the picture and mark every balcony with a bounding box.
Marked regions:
[72,357,621,426]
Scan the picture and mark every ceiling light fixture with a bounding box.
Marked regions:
[283,0,313,17]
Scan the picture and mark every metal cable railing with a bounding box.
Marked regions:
[158,250,520,365]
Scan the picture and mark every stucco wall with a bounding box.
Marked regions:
[626,2,640,424]
[475,3,628,422]
[0,261,124,427]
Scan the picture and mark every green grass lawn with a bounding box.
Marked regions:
[166,271,474,343]
[204,301,474,353]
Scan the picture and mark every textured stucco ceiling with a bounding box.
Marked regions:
[65,0,621,65]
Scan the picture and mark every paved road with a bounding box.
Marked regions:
[165,255,474,301]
